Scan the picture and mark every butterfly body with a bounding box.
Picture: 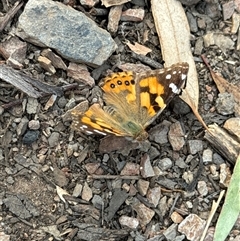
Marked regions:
[71,62,189,140]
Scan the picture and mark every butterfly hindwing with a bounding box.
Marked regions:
[71,103,132,136]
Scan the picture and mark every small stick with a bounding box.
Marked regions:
[131,52,163,69]
[0,1,24,31]
[90,8,108,16]
[1,99,23,109]
[88,174,140,180]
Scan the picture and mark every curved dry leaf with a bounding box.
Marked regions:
[126,41,152,55]
[202,55,240,115]
[151,0,206,128]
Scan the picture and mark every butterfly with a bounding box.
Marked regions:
[71,62,189,141]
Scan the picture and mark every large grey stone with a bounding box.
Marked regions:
[17,0,117,66]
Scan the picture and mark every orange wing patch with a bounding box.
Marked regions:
[139,76,166,116]
[139,76,165,95]
[102,72,135,93]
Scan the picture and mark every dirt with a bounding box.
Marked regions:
[0,0,239,241]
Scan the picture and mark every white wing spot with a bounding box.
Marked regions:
[81,125,88,129]
[166,74,172,79]
[181,74,187,80]
[169,83,179,94]
[94,129,107,135]
[86,130,93,134]
[173,71,177,74]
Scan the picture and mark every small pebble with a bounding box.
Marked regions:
[121,8,145,22]
[168,121,185,151]
[202,149,213,163]
[58,97,67,108]
[163,223,178,240]
[6,176,15,184]
[213,153,225,165]
[17,117,29,136]
[140,154,155,178]
[158,158,173,171]
[178,214,206,240]
[137,179,149,196]
[81,182,93,201]
[48,132,60,147]
[72,183,83,197]
[22,130,40,145]
[219,163,231,188]
[209,164,218,178]
[26,97,39,114]
[120,163,140,176]
[185,201,193,209]
[147,186,161,207]
[132,202,155,226]
[216,93,235,115]
[149,121,171,144]
[171,211,184,223]
[197,181,208,196]
[92,195,104,210]
[187,140,203,155]
[223,117,240,142]
[119,215,139,229]
[28,120,40,130]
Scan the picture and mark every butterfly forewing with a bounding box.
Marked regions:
[136,63,189,127]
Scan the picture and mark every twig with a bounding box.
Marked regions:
[0,1,24,31]
[90,8,108,16]
[169,193,181,216]
[204,124,239,164]
[131,52,163,69]
[1,99,23,109]
[88,174,140,180]
[0,64,64,98]
[200,190,225,241]
[0,65,78,100]
[18,218,34,228]
[62,83,79,92]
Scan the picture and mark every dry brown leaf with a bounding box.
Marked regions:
[101,0,130,7]
[151,0,207,129]
[126,41,152,55]
[202,55,240,116]
[202,55,240,99]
